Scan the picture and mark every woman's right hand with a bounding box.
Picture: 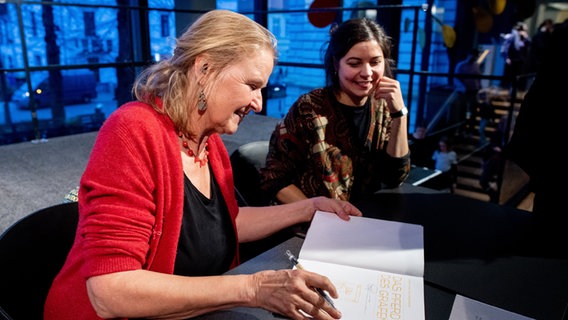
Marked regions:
[249,269,342,319]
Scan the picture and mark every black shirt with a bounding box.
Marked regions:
[174,170,236,276]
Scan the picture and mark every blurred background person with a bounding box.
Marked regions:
[475,87,497,147]
[479,115,507,203]
[454,48,483,143]
[427,135,458,193]
[500,22,531,91]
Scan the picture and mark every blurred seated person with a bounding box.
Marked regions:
[424,136,458,193]
[476,88,497,146]
[408,125,434,168]
[260,18,410,205]
[455,48,483,141]
[479,115,507,203]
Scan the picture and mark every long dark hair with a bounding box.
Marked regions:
[323,18,394,93]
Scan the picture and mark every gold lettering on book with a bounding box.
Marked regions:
[376,274,403,319]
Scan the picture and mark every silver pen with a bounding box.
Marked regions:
[285,250,337,309]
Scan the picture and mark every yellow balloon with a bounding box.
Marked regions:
[473,6,493,33]
[489,0,506,15]
[442,25,456,48]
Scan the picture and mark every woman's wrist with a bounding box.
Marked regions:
[390,106,408,119]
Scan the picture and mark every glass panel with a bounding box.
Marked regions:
[17,4,43,68]
[1,1,510,147]
[148,8,176,61]
[343,0,378,21]
[263,1,327,118]
[148,0,176,61]
[17,4,122,67]
[149,0,175,9]
[0,1,148,144]
[265,65,325,119]
[0,3,23,69]
[3,68,118,142]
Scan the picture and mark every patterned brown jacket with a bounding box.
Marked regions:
[260,87,410,203]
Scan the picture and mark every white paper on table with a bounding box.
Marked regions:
[297,211,426,319]
[300,211,424,277]
[299,259,425,320]
[449,294,535,320]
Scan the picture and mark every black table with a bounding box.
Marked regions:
[406,165,441,186]
[197,184,568,319]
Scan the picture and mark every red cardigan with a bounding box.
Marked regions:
[44,101,240,320]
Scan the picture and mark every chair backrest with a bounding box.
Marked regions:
[0,202,79,320]
[230,141,297,262]
[230,140,270,207]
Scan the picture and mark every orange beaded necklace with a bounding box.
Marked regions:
[178,131,208,167]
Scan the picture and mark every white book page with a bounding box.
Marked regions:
[300,211,424,277]
[449,295,535,320]
[299,259,425,320]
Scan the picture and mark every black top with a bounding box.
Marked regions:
[174,170,236,276]
[338,99,371,150]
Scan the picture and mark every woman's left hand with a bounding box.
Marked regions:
[309,196,362,221]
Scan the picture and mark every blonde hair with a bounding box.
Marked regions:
[133,10,278,135]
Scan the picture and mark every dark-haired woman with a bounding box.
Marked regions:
[261,18,410,205]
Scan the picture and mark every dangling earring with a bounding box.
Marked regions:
[197,90,207,111]
[197,63,208,111]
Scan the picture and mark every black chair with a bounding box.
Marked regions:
[0,202,79,320]
[230,141,296,261]
[230,140,271,207]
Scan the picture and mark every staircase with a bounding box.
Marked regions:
[454,143,490,201]
[452,88,525,203]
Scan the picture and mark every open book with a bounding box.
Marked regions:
[297,211,425,319]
